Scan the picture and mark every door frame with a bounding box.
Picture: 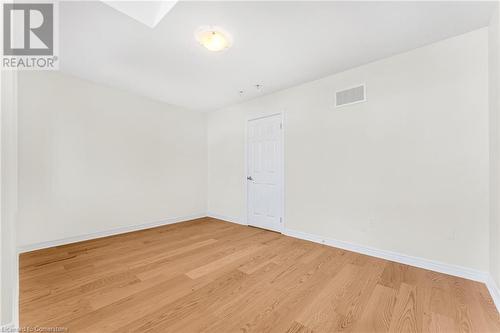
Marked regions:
[1,70,19,328]
[244,111,285,233]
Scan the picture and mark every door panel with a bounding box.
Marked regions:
[247,114,283,232]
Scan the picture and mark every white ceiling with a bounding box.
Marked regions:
[60,1,495,112]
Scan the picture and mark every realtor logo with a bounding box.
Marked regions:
[4,3,53,55]
[2,2,58,69]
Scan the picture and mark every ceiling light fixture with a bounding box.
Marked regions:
[195,26,232,52]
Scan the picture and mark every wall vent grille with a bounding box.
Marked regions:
[335,84,366,108]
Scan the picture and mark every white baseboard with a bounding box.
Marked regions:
[17,213,206,253]
[284,227,500,313]
[206,212,246,226]
[283,227,488,283]
[486,275,500,312]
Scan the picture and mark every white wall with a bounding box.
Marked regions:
[15,27,492,276]
[490,3,500,287]
[17,71,207,248]
[208,28,490,271]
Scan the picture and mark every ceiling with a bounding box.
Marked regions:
[60,1,496,112]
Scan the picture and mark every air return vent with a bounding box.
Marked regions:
[335,84,366,108]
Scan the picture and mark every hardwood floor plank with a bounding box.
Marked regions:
[351,284,397,333]
[388,282,421,333]
[426,312,456,332]
[333,259,387,331]
[20,218,500,332]
[62,274,194,332]
[295,264,361,331]
[186,244,268,279]
[204,251,338,332]
[286,321,315,333]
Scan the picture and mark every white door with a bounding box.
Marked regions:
[247,114,283,232]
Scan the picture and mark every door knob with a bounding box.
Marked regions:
[247,176,253,181]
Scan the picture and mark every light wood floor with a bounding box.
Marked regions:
[20,217,500,332]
